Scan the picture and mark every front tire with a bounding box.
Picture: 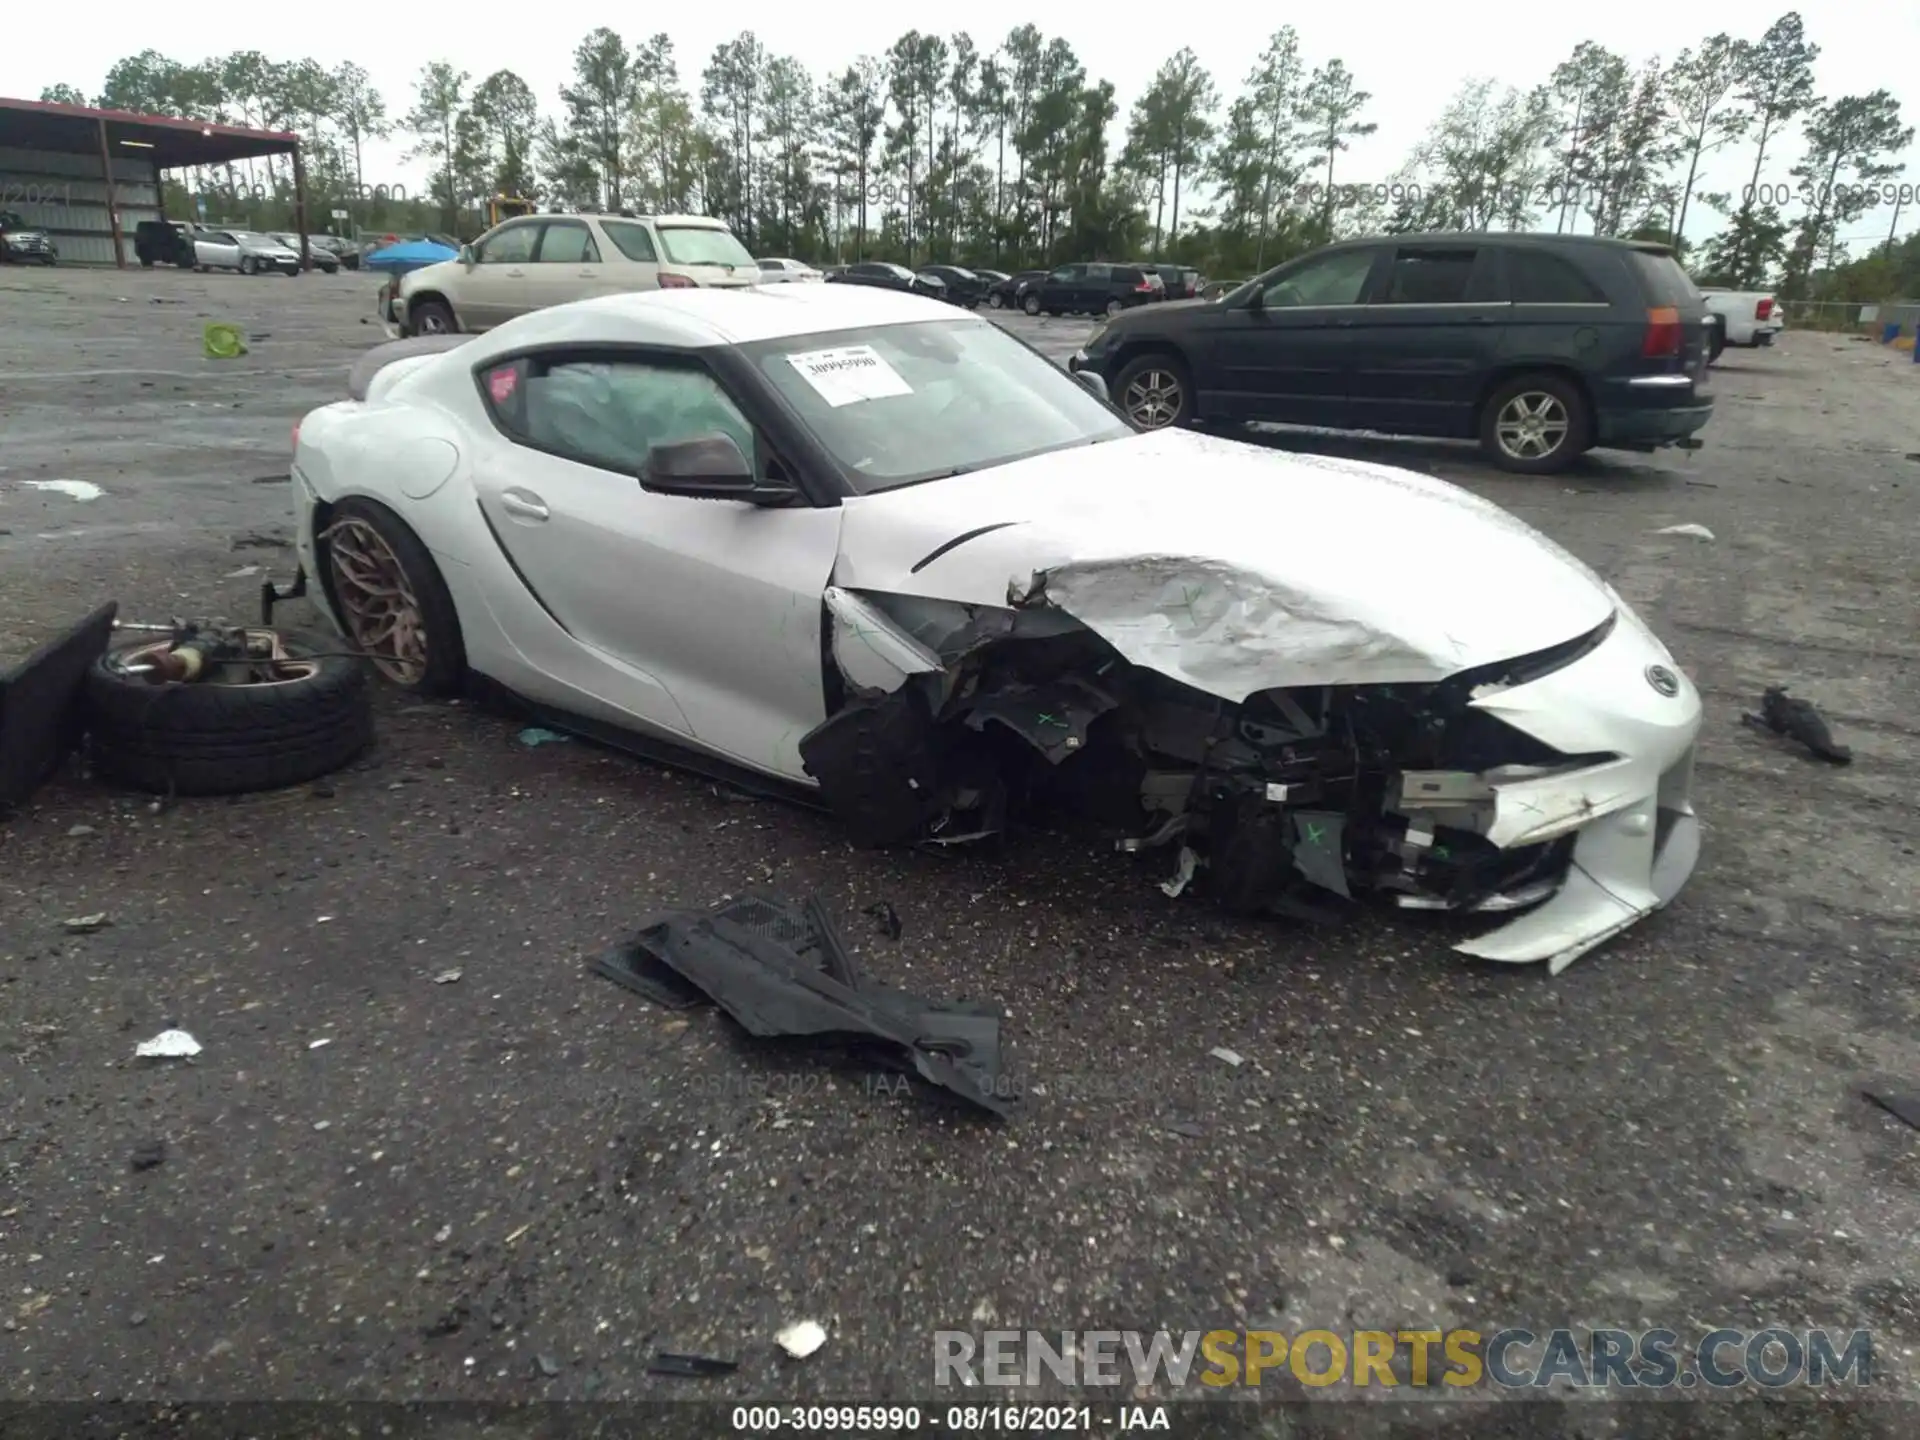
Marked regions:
[1479,373,1588,475]
[1112,353,1194,431]
[1105,297,1124,317]
[1022,292,1041,316]
[322,497,466,696]
[409,298,456,335]
[987,291,1004,309]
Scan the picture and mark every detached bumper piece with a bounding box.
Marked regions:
[594,893,1012,1117]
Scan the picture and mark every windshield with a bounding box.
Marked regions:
[746,318,1132,494]
[657,225,754,269]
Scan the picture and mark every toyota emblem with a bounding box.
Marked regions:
[1645,665,1680,697]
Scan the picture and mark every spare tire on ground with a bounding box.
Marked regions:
[85,633,374,796]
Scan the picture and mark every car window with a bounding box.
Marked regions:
[1049,265,1080,282]
[512,358,758,478]
[655,224,754,268]
[1085,264,1112,280]
[758,258,785,271]
[747,317,1131,494]
[1625,249,1698,308]
[536,221,599,264]
[477,224,537,264]
[599,221,658,263]
[1261,248,1377,307]
[1506,248,1608,304]
[1376,249,1478,304]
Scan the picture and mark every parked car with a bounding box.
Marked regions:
[1697,287,1783,351]
[0,210,56,265]
[985,269,1047,309]
[757,256,825,283]
[269,233,341,273]
[1149,263,1204,300]
[396,213,759,336]
[317,235,360,270]
[971,268,1010,289]
[1068,232,1715,475]
[1023,262,1162,317]
[134,219,196,268]
[195,230,302,276]
[825,260,947,301]
[283,282,1703,974]
[917,264,989,307]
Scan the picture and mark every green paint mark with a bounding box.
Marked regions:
[1036,712,1070,728]
[1169,584,1205,626]
[1304,821,1327,848]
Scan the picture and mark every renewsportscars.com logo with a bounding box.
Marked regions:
[933,1328,1875,1391]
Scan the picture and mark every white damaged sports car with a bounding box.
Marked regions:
[285,283,1702,973]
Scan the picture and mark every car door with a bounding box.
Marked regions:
[1199,244,1385,425]
[466,349,843,778]
[1040,264,1082,311]
[458,221,538,328]
[522,218,608,311]
[197,231,241,270]
[1076,263,1114,313]
[1342,243,1509,438]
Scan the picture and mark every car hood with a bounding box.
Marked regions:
[830,428,1621,700]
[4,229,50,242]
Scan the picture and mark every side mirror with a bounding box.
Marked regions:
[1245,283,1266,312]
[459,244,475,267]
[640,433,793,506]
[1072,370,1110,404]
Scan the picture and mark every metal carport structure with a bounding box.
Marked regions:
[0,97,306,268]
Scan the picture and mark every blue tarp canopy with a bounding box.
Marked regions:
[365,240,459,275]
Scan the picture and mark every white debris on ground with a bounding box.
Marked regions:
[776,1320,828,1359]
[1210,1047,1246,1067]
[1654,523,1715,540]
[23,480,106,501]
[134,1029,202,1059]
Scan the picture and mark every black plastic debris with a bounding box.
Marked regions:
[1864,1090,1920,1132]
[593,939,709,1011]
[129,1139,167,1172]
[0,602,118,815]
[595,893,1012,1116]
[863,900,903,941]
[649,1351,739,1377]
[1742,686,1853,764]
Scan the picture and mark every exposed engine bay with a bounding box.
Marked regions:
[799,584,1628,932]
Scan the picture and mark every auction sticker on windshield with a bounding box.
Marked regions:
[787,345,913,407]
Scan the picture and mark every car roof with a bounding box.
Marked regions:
[466,282,977,352]
[1340,230,1663,252]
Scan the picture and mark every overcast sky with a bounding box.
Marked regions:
[6,0,1917,246]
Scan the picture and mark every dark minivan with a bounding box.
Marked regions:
[987,268,1048,309]
[1150,263,1204,300]
[1068,233,1714,474]
[1023,262,1163,317]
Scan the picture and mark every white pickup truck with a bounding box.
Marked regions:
[1699,287,1785,358]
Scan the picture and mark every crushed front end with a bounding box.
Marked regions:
[798,584,1701,975]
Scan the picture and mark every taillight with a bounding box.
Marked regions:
[657,272,696,289]
[1642,306,1682,359]
[1755,297,1774,320]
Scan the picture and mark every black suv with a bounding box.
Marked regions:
[1150,263,1204,300]
[1069,233,1714,474]
[918,264,988,306]
[827,260,947,301]
[987,269,1047,309]
[134,219,195,268]
[1022,262,1163,317]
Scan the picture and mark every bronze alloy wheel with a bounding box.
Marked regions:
[326,516,429,684]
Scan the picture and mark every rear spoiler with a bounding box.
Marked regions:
[347,333,471,401]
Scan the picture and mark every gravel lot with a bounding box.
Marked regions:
[2,266,1918,1435]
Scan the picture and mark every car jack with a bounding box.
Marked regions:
[260,568,308,627]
